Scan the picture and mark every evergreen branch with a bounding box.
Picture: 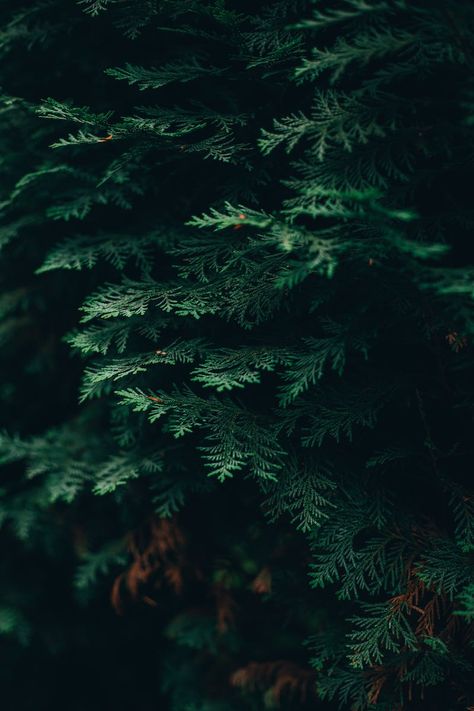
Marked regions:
[105,58,226,90]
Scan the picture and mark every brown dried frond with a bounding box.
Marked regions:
[230,660,316,705]
[389,568,448,641]
[111,573,125,616]
[230,660,291,691]
[271,667,315,704]
[389,574,425,617]
[415,594,445,637]
[366,665,389,705]
[369,583,470,708]
[164,563,185,594]
[213,584,237,633]
[446,331,468,352]
[251,566,272,594]
[111,517,187,614]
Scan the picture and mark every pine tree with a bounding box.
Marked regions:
[1,1,474,709]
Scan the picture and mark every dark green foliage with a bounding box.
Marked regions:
[1,1,474,709]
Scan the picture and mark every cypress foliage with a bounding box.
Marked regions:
[1,1,474,709]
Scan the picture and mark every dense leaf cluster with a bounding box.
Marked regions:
[1,1,474,709]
